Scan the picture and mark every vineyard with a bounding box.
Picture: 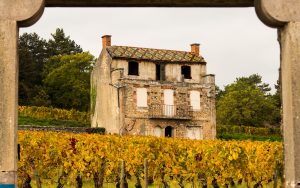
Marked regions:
[18,131,283,188]
[217,125,281,136]
[19,106,90,123]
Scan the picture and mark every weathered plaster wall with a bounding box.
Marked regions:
[110,59,207,83]
[91,49,120,134]
[165,64,206,83]
[112,59,156,81]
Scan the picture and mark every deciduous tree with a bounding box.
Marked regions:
[43,53,95,111]
[217,74,280,126]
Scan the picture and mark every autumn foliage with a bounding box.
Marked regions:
[18,131,282,187]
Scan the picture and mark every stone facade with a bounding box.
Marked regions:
[91,35,216,139]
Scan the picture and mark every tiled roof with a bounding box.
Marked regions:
[106,46,205,64]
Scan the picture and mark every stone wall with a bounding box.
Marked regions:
[18,125,88,133]
[121,78,216,139]
[92,49,216,139]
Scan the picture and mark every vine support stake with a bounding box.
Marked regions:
[144,158,148,188]
[120,160,125,188]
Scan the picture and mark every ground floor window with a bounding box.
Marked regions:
[154,126,162,137]
[186,127,203,140]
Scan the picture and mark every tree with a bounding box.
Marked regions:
[19,33,49,105]
[215,85,225,103]
[236,74,271,94]
[47,28,82,56]
[43,52,95,111]
[19,29,85,108]
[217,74,280,126]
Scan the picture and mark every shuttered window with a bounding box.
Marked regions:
[190,90,200,110]
[136,88,147,107]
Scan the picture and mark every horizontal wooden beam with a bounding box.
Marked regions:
[45,0,254,7]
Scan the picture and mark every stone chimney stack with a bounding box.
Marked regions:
[102,35,111,48]
[190,43,200,56]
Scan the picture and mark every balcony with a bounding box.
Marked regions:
[149,104,192,120]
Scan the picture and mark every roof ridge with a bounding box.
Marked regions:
[106,45,205,64]
[109,45,196,55]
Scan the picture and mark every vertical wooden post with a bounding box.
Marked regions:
[144,158,148,188]
[120,160,125,188]
[273,160,278,188]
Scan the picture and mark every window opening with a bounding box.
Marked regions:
[163,89,175,116]
[165,126,173,137]
[156,64,160,80]
[181,65,191,79]
[156,64,165,81]
[128,61,139,75]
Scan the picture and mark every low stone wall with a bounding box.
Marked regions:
[18,125,87,133]
[18,125,105,134]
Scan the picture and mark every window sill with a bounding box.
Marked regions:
[137,107,148,111]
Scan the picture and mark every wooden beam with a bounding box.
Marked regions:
[45,0,254,7]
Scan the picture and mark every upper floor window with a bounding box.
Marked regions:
[156,64,165,81]
[190,90,200,110]
[128,61,139,76]
[136,88,147,107]
[181,65,191,79]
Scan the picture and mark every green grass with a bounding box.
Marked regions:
[217,133,282,142]
[18,115,89,127]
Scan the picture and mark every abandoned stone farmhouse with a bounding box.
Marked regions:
[91,35,216,139]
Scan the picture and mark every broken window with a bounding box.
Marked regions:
[165,126,173,137]
[156,64,161,80]
[156,64,165,81]
[181,65,191,79]
[128,61,139,75]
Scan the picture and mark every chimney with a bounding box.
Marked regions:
[190,43,200,56]
[102,35,111,48]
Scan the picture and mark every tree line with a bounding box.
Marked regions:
[216,74,281,127]
[19,29,281,126]
[19,28,95,111]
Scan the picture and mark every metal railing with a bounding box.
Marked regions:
[149,104,192,119]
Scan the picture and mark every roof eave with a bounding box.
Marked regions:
[111,57,206,65]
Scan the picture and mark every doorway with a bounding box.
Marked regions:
[165,126,173,137]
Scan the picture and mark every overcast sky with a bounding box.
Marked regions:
[20,8,280,91]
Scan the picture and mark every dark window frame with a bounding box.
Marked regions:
[181,65,192,79]
[156,64,161,81]
[128,61,139,76]
[155,63,165,81]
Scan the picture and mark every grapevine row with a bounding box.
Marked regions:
[19,106,90,123]
[18,131,283,187]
